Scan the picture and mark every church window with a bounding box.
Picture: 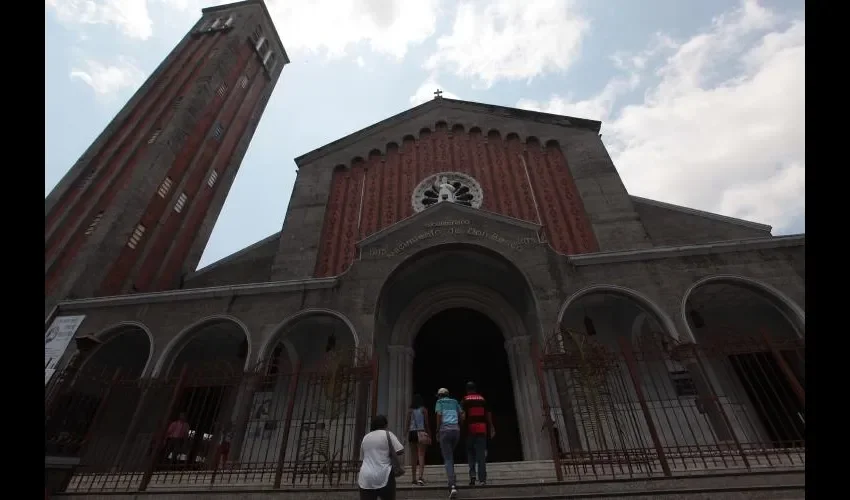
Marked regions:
[174,192,188,213]
[85,212,104,236]
[239,75,249,89]
[127,224,146,249]
[213,123,224,140]
[252,26,263,43]
[157,177,173,198]
[172,96,183,109]
[209,48,219,60]
[670,370,698,397]
[258,39,269,54]
[210,18,221,30]
[216,82,228,97]
[207,170,219,187]
[147,129,162,144]
[223,16,233,28]
[411,172,484,213]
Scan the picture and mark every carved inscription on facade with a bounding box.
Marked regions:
[367,219,538,258]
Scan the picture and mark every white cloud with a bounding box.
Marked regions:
[47,0,154,40]
[70,56,146,96]
[409,77,459,106]
[517,0,804,234]
[426,0,589,87]
[156,0,441,60]
[517,74,639,123]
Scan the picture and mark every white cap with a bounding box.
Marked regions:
[437,387,449,395]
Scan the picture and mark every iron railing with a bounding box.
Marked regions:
[536,329,805,481]
[46,330,805,493]
[46,349,378,493]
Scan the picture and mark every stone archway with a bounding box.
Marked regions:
[46,322,155,467]
[681,275,805,342]
[374,244,547,461]
[153,315,252,378]
[148,316,251,470]
[257,308,361,371]
[78,322,155,379]
[557,285,682,345]
[553,286,685,461]
[681,276,805,450]
[231,309,364,466]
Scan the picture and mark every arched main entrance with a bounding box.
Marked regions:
[374,244,547,461]
[413,308,523,464]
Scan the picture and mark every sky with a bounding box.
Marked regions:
[45,0,805,270]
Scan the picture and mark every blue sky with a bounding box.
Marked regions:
[46,0,805,269]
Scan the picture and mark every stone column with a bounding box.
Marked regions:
[386,345,415,439]
[505,335,547,460]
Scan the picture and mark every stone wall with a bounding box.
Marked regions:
[633,198,772,246]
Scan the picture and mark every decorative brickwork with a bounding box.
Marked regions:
[313,126,600,277]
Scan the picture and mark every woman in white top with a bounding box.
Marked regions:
[358,414,404,500]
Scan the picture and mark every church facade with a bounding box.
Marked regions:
[46,1,804,486]
[48,95,805,460]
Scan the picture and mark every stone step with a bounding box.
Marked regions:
[56,470,804,500]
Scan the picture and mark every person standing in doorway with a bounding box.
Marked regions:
[435,387,463,499]
[358,415,405,500]
[407,394,431,486]
[461,381,495,486]
[162,412,190,467]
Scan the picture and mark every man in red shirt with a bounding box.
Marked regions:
[461,381,495,486]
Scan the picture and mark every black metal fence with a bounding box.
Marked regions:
[45,350,378,493]
[535,329,805,481]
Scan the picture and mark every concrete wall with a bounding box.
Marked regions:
[183,234,279,288]
[54,230,805,386]
[633,200,772,246]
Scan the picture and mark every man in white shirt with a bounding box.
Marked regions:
[358,415,405,500]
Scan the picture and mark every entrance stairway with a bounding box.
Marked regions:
[55,460,804,499]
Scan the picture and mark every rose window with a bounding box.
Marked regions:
[411,172,483,213]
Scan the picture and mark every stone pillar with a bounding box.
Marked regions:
[505,335,547,460]
[386,345,415,438]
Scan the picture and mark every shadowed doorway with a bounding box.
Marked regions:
[412,308,523,465]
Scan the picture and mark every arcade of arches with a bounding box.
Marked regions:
[50,272,803,469]
[549,282,804,459]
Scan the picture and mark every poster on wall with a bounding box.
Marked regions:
[44,315,86,386]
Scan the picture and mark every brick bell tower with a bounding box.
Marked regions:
[45,0,288,314]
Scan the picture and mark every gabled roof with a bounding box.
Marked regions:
[630,195,772,233]
[295,97,602,167]
[188,231,279,279]
[357,201,541,249]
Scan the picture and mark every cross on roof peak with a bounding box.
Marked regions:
[434,89,443,99]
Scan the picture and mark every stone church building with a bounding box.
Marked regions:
[46,0,804,485]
